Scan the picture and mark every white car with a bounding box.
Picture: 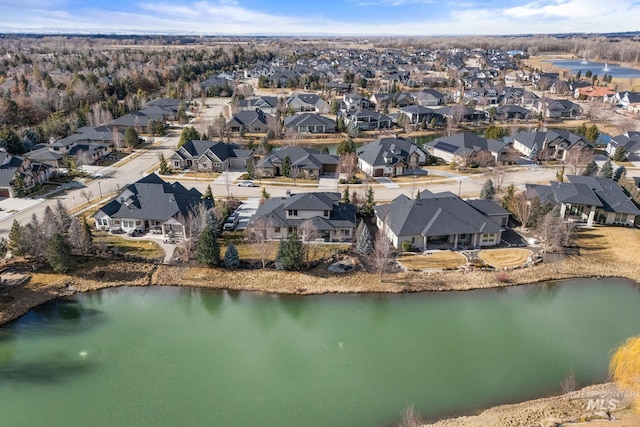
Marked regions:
[237,180,255,187]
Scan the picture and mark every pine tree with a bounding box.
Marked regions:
[582,160,599,176]
[203,184,214,201]
[178,126,200,147]
[158,153,171,175]
[223,242,240,269]
[501,184,515,210]
[613,146,627,162]
[600,160,613,179]
[356,223,374,255]
[614,165,627,181]
[281,155,292,177]
[479,179,496,200]
[363,187,375,217]
[55,200,71,234]
[342,186,350,203]
[124,127,139,148]
[45,233,71,273]
[585,125,599,143]
[8,220,26,256]
[197,223,220,267]
[279,232,305,271]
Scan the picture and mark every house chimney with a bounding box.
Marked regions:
[286,189,291,197]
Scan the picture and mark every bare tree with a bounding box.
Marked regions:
[340,152,357,183]
[617,117,638,134]
[475,150,495,168]
[247,217,277,268]
[565,147,594,175]
[372,231,393,280]
[398,404,421,427]
[509,191,533,229]
[490,165,509,195]
[536,211,575,251]
[80,189,93,204]
[266,115,282,139]
[112,126,124,150]
[68,217,92,255]
[446,103,465,136]
[283,126,301,147]
[299,220,321,266]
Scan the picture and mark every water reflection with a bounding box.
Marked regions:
[200,289,224,318]
[526,282,559,301]
[0,358,95,384]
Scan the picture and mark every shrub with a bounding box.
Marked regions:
[401,241,412,252]
[496,271,511,283]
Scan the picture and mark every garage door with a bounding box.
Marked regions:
[0,188,10,198]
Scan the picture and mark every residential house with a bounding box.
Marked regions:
[575,86,616,102]
[425,132,508,165]
[342,108,392,131]
[357,136,427,177]
[286,93,330,114]
[370,92,414,110]
[226,109,272,133]
[414,89,446,106]
[284,113,336,134]
[375,190,505,250]
[612,91,640,114]
[247,192,356,242]
[0,152,50,197]
[495,105,531,121]
[255,147,339,179]
[171,140,253,172]
[606,132,640,161]
[398,105,445,126]
[94,173,213,238]
[532,98,582,119]
[512,130,593,161]
[237,96,279,114]
[526,175,640,227]
[343,93,370,111]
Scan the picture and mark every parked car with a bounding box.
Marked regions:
[223,215,240,231]
[237,180,254,187]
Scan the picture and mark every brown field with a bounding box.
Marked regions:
[478,248,533,268]
[397,251,467,270]
[573,226,640,264]
[94,233,165,260]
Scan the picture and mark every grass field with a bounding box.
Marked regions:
[94,232,165,259]
[397,251,467,270]
[573,226,640,264]
[478,248,533,268]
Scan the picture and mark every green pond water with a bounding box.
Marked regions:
[1,278,640,427]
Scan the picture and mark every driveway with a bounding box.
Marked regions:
[213,171,244,185]
[318,173,339,190]
[374,177,400,189]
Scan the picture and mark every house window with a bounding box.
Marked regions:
[614,213,628,223]
[114,220,121,225]
[287,210,298,217]
[174,161,180,168]
[122,220,135,228]
[214,162,221,167]
[288,226,297,234]
[343,229,350,236]
[411,236,416,243]
[324,210,329,217]
[481,233,495,243]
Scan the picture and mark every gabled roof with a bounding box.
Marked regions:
[174,140,252,162]
[284,113,335,128]
[375,191,502,237]
[357,137,425,168]
[466,199,511,216]
[427,132,505,155]
[256,146,339,170]
[228,109,271,127]
[95,173,211,221]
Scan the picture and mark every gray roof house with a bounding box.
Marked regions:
[526,175,640,227]
[94,173,213,239]
[512,130,593,161]
[426,132,508,165]
[342,108,392,131]
[227,109,272,133]
[0,153,50,198]
[171,140,253,172]
[255,147,339,179]
[532,98,582,119]
[357,136,428,177]
[247,192,356,243]
[284,113,336,134]
[606,132,640,161]
[286,94,330,114]
[237,96,279,114]
[375,190,505,250]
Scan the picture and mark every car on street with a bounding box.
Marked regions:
[237,180,255,187]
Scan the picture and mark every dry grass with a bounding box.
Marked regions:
[390,174,446,183]
[478,248,533,268]
[573,226,640,264]
[219,236,349,263]
[397,251,467,270]
[94,233,165,259]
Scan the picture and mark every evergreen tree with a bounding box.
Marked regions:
[55,200,71,234]
[321,146,330,154]
[158,153,171,175]
[279,232,305,271]
[178,126,201,147]
[197,223,220,267]
[281,155,292,177]
[203,184,214,201]
[7,220,26,256]
[0,126,24,155]
[484,125,506,140]
[582,160,599,176]
[261,187,270,199]
[600,159,614,179]
[356,223,374,255]
[613,146,627,162]
[363,187,376,217]
[124,127,139,148]
[336,136,356,155]
[223,242,240,269]
[45,233,71,273]
[575,123,587,136]
[614,165,626,181]
[585,125,599,143]
[342,186,350,203]
[479,179,496,200]
[501,184,516,210]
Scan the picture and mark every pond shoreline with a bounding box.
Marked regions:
[1,255,640,426]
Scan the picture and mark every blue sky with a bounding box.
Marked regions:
[1,0,639,35]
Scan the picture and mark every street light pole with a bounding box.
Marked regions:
[98,181,103,198]
[458,180,462,197]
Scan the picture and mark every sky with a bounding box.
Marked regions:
[1,0,640,36]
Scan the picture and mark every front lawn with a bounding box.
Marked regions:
[397,251,467,270]
[94,232,165,259]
